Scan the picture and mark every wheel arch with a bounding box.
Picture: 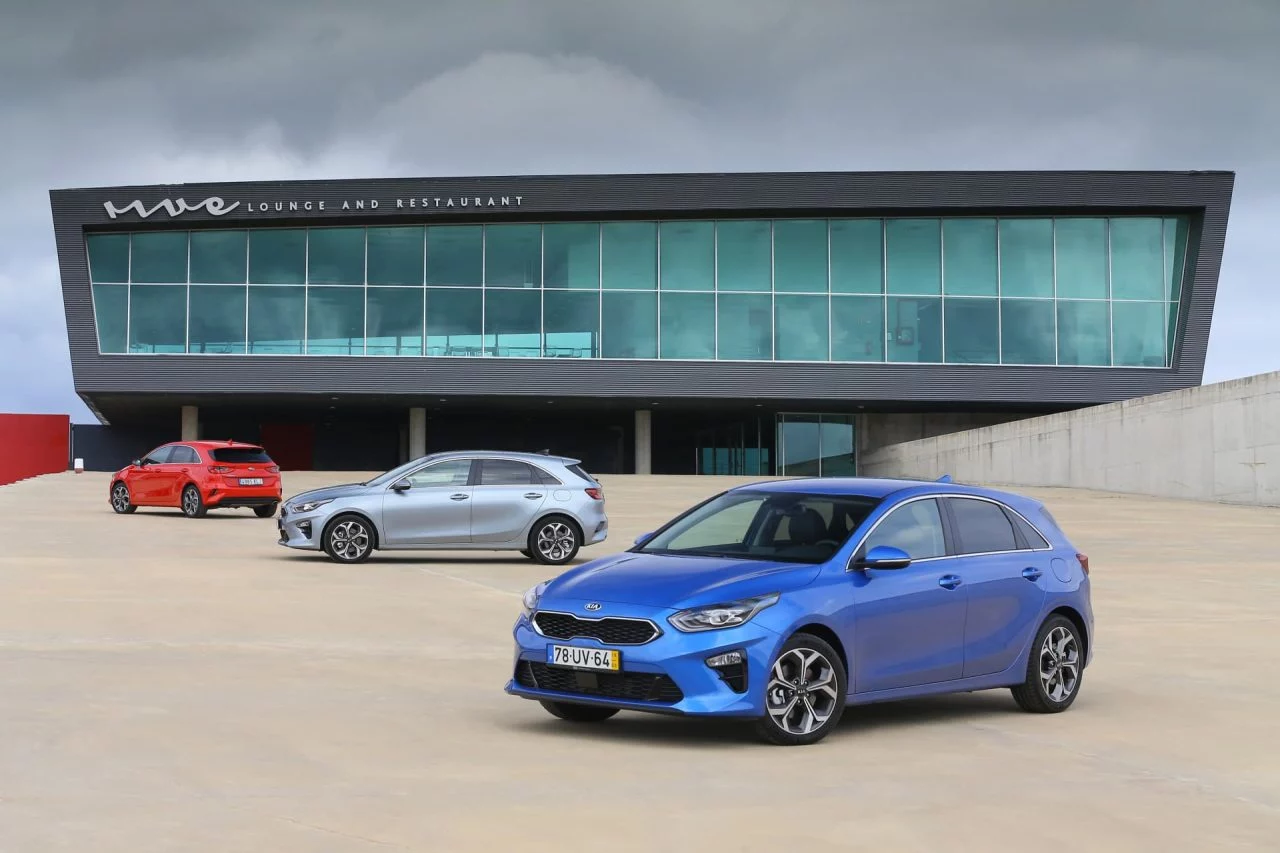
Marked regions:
[323,510,381,550]
[790,622,850,681]
[1047,605,1090,664]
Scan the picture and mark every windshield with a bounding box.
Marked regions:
[637,490,882,564]
[361,454,443,488]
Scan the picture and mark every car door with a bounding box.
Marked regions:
[848,497,968,694]
[131,445,174,503]
[469,459,550,544]
[380,458,475,546]
[944,497,1050,678]
[160,445,201,505]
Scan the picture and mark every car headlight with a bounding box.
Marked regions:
[669,593,780,633]
[292,498,333,513]
[521,580,550,617]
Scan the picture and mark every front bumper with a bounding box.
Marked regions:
[277,506,328,550]
[504,602,781,718]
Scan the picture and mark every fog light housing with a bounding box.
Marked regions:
[298,520,312,538]
[706,649,748,693]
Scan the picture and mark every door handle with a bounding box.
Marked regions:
[938,575,962,590]
[523,493,543,500]
[450,493,469,501]
[1022,567,1043,581]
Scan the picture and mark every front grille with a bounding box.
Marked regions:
[516,661,683,704]
[533,612,659,645]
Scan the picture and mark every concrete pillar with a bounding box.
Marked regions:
[180,406,198,441]
[409,407,427,460]
[634,409,652,475]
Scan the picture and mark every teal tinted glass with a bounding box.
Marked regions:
[427,226,482,286]
[484,289,541,356]
[602,222,657,290]
[366,226,424,286]
[886,219,941,295]
[130,232,188,283]
[778,415,821,476]
[831,296,884,362]
[1112,301,1166,367]
[717,293,772,359]
[306,286,365,354]
[485,224,541,288]
[426,287,482,354]
[716,221,771,292]
[775,295,828,360]
[307,227,365,285]
[248,286,305,353]
[1000,299,1055,365]
[366,287,424,355]
[942,219,997,296]
[773,219,828,293]
[830,219,882,294]
[92,283,128,352]
[188,285,246,353]
[943,298,998,363]
[87,234,129,282]
[1109,218,1163,301]
[998,218,1053,298]
[1055,218,1107,299]
[190,230,247,283]
[659,292,715,359]
[602,291,657,357]
[128,284,186,352]
[544,223,599,289]
[820,415,857,476]
[544,290,599,357]
[887,296,942,362]
[1164,216,1189,302]
[1057,300,1110,366]
[659,221,714,291]
[249,229,306,284]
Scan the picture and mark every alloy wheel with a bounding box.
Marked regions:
[1039,625,1080,702]
[330,520,371,561]
[765,647,840,736]
[536,522,575,562]
[111,484,130,512]
[182,487,200,516]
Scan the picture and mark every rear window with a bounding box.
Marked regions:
[567,463,596,484]
[210,447,273,464]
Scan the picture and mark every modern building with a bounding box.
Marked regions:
[51,170,1233,474]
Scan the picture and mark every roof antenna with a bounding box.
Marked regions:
[936,474,953,483]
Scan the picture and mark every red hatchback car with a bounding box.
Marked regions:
[109,440,283,518]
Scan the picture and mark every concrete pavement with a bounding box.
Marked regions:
[1,471,1278,851]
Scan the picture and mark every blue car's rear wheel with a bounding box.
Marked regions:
[1011,614,1084,713]
[539,700,619,723]
[754,632,847,746]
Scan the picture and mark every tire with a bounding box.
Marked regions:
[110,481,136,514]
[1011,614,1085,713]
[254,503,279,519]
[180,484,207,518]
[753,632,848,746]
[539,700,619,723]
[322,514,374,564]
[520,549,532,559]
[528,515,581,565]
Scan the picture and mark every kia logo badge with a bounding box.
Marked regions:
[584,602,602,611]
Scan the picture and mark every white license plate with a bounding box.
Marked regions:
[239,477,264,486]
[547,644,620,671]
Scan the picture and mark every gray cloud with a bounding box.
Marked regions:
[2,0,1277,419]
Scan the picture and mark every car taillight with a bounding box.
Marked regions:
[267,465,280,473]
[208,466,231,473]
[1076,553,1090,575]
[585,487,603,500]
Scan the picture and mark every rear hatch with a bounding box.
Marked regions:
[208,446,281,488]
[567,462,604,501]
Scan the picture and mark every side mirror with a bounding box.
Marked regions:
[633,532,653,547]
[131,459,142,467]
[391,479,412,492]
[854,545,913,571]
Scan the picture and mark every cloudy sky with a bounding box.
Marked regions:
[2,0,1277,421]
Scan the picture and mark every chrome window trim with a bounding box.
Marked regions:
[531,610,663,645]
[844,491,1054,571]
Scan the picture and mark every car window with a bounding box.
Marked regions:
[170,446,200,464]
[949,497,1018,554]
[143,446,173,465]
[405,459,472,488]
[863,498,947,560]
[210,447,273,464]
[479,459,539,485]
[1008,511,1051,549]
[566,463,596,484]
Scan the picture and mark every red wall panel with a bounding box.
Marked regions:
[0,414,70,486]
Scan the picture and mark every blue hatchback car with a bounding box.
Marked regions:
[506,477,1093,745]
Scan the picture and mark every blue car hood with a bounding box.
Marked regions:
[545,552,823,610]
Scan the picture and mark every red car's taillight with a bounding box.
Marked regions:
[1077,553,1090,575]
[267,465,280,473]
[208,465,231,473]
[585,487,603,500]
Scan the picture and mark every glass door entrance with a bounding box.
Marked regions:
[776,414,856,476]
[694,419,771,475]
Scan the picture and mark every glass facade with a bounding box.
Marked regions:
[87,215,1189,366]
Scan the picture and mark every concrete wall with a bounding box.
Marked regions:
[857,411,1042,456]
[860,371,1280,507]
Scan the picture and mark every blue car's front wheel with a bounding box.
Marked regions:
[754,633,848,746]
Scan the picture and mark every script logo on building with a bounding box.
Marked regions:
[103,197,240,220]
